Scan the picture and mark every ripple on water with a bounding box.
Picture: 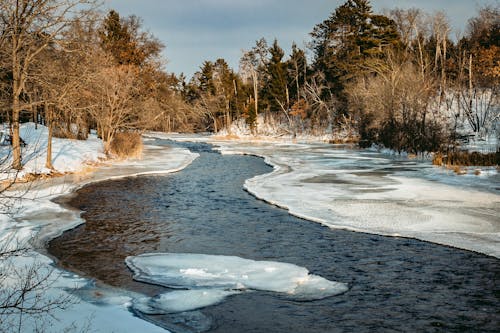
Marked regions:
[48,140,500,333]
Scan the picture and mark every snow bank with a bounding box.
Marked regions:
[126,253,348,314]
[234,143,499,258]
[0,123,106,182]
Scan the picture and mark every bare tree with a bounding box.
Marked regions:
[455,5,500,137]
[348,49,446,152]
[239,38,269,133]
[0,0,99,170]
[86,62,141,153]
[302,73,337,136]
[430,11,451,100]
[0,245,74,333]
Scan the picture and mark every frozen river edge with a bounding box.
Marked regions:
[1,131,498,332]
[1,139,199,333]
[162,133,499,259]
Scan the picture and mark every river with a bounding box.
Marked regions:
[48,139,500,333]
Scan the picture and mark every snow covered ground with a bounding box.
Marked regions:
[0,124,198,332]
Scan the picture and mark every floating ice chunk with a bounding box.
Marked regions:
[133,289,240,314]
[125,253,347,302]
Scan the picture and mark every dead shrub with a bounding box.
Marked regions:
[432,153,444,166]
[109,132,143,159]
[433,150,499,167]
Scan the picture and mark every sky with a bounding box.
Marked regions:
[105,0,495,78]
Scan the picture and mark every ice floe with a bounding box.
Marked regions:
[126,253,348,314]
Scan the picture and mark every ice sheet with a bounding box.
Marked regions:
[126,253,348,314]
[133,289,240,314]
[159,134,500,258]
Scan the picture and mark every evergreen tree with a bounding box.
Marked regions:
[310,0,401,90]
[199,61,216,95]
[266,39,288,113]
[100,10,141,65]
[214,58,239,128]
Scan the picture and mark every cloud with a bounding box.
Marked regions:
[105,0,484,77]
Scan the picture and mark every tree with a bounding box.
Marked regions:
[348,49,445,152]
[239,38,269,133]
[199,61,216,96]
[213,58,239,131]
[287,43,307,103]
[92,9,168,152]
[0,245,74,332]
[310,0,400,94]
[266,39,288,114]
[0,0,99,170]
[85,61,143,153]
[455,5,499,136]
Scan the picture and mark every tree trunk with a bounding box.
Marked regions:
[12,34,22,170]
[33,106,38,130]
[468,54,475,131]
[12,94,22,170]
[253,71,259,134]
[45,103,54,170]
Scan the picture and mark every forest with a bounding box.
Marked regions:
[0,0,499,171]
[0,2,499,332]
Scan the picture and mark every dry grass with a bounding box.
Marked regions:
[109,132,143,159]
[433,150,499,167]
[329,136,360,144]
[453,166,467,175]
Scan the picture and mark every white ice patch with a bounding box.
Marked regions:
[133,289,239,314]
[201,138,500,258]
[126,253,347,314]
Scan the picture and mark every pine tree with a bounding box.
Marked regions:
[100,10,147,66]
[199,61,216,95]
[310,0,401,88]
[266,39,288,113]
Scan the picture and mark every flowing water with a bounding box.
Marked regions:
[48,140,500,333]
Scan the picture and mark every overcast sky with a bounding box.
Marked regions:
[105,0,495,78]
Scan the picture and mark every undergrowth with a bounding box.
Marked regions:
[109,132,143,159]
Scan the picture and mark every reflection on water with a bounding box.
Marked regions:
[49,140,500,333]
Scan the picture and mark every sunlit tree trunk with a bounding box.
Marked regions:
[45,103,54,170]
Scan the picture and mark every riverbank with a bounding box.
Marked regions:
[0,126,197,332]
[152,133,500,258]
[1,128,498,331]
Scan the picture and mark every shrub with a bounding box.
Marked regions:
[433,150,499,167]
[109,132,143,159]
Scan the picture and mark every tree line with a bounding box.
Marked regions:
[1,0,498,171]
[184,0,499,154]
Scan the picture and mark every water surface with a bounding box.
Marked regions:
[49,140,500,332]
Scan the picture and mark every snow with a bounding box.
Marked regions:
[0,124,498,331]
[0,123,106,182]
[0,251,168,333]
[126,253,348,314]
[0,124,198,332]
[153,133,499,258]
